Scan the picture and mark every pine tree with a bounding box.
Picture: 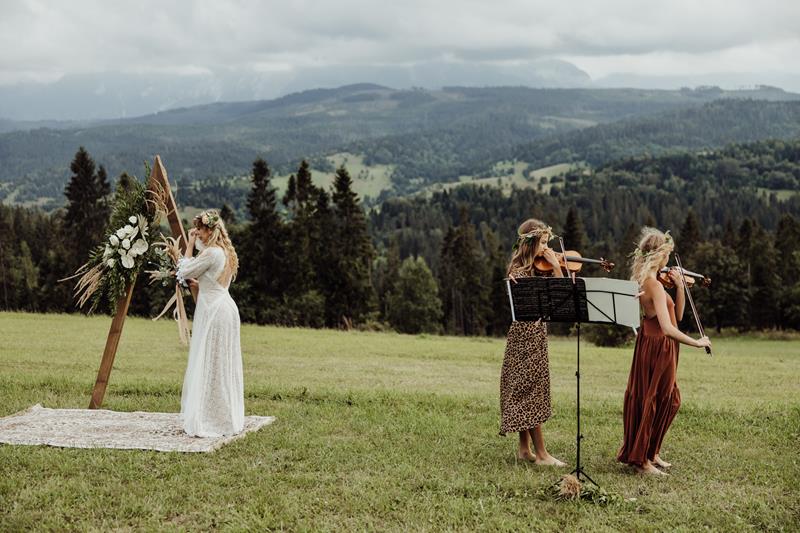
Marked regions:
[310,187,339,326]
[63,148,110,268]
[693,241,747,332]
[750,227,781,329]
[220,203,237,225]
[282,174,297,213]
[775,214,800,281]
[241,157,285,322]
[386,257,443,334]
[485,228,511,336]
[329,165,376,326]
[0,207,16,310]
[375,238,401,321]
[281,160,319,305]
[617,222,640,278]
[563,206,586,251]
[438,208,491,335]
[679,209,702,261]
[438,226,457,332]
[774,214,800,329]
[116,172,135,194]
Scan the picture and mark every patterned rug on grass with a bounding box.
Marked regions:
[0,404,275,453]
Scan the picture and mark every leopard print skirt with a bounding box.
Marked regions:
[499,319,553,435]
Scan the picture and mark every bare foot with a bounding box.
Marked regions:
[635,461,668,475]
[653,455,672,469]
[534,454,567,467]
[517,448,536,461]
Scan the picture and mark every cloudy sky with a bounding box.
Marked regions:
[1,0,799,88]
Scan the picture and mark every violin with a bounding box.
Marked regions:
[534,249,615,274]
[657,267,711,289]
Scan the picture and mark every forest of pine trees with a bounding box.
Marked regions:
[2,145,800,339]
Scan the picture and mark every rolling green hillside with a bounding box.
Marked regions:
[3,85,799,207]
[512,99,800,168]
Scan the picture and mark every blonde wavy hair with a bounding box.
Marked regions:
[507,218,553,276]
[629,227,673,285]
[193,209,239,282]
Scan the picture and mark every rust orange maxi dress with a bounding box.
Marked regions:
[617,292,682,466]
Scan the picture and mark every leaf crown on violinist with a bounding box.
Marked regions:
[629,227,674,285]
[508,218,553,276]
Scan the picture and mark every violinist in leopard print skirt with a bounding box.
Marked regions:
[499,218,566,466]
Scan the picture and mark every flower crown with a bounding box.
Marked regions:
[198,211,220,228]
[512,225,554,252]
[633,230,673,258]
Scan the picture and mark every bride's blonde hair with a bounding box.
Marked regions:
[507,218,553,276]
[629,227,673,285]
[193,209,239,281]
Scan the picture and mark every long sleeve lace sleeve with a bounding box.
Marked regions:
[176,249,218,281]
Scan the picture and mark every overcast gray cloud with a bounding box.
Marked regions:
[1,0,799,86]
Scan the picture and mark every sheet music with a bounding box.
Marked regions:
[582,278,640,328]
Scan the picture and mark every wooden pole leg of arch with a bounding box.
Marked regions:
[88,281,136,409]
[87,155,188,409]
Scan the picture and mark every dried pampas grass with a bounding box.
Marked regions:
[557,474,582,499]
[68,263,106,309]
[542,474,622,506]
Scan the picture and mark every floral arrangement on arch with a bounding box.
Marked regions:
[66,170,168,313]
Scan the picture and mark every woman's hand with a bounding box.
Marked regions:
[695,335,712,350]
[184,229,197,259]
[187,278,199,291]
[668,268,685,290]
[541,247,561,269]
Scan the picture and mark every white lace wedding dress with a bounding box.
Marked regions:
[176,246,244,437]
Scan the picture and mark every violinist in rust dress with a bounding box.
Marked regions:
[500,218,566,466]
[617,228,712,475]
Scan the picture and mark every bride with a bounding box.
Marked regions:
[176,209,244,437]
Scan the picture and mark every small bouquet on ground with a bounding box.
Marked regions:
[543,474,623,506]
[146,235,191,345]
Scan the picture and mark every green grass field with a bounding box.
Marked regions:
[1,312,798,531]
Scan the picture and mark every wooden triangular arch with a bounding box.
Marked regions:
[88,156,188,409]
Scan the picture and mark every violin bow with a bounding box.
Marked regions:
[556,235,576,284]
[674,253,712,356]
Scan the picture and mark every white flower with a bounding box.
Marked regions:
[129,239,148,256]
[122,238,131,250]
[115,228,126,239]
[129,216,138,224]
[137,215,148,238]
[106,258,116,267]
[109,235,120,246]
[103,245,113,259]
[123,224,134,235]
[120,252,135,269]
[128,226,139,241]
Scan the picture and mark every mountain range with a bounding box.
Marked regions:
[0,60,591,122]
[2,83,800,209]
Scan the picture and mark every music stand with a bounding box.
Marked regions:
[506,276,639,486]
